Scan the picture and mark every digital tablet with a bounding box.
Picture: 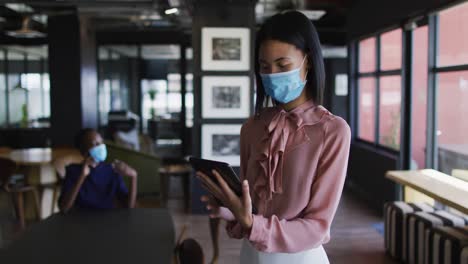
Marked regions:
[189,157,257,214]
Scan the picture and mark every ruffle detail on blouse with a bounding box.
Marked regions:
[253,100,329,201]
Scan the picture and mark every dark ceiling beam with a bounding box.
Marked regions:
[317,30,346,46]
[0,35,47,45]
[96,29,191,45]
[0,6,23,19]
[305,0,354,9]
[11,1,156,7]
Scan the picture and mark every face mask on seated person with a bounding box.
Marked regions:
[89,144,107,163]
[260,56,308,104]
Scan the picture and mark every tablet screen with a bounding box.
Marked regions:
[189,157,258,214]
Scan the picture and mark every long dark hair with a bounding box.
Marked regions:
[254,11,325,115]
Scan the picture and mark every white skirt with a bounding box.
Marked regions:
[240,239,329,264]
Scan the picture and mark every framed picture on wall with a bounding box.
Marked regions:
[202,76,250,118]
[201,27,250,71]
[202,124,242,166]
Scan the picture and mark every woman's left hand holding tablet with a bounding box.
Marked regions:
[197,170,253,230]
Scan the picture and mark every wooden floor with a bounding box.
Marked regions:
[168,189,398,264]
[0,188,398,263]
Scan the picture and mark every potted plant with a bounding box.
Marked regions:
[148,89,157,119]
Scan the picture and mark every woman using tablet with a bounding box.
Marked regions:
[197,10,351,264]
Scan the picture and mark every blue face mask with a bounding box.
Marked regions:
[260,56,308,104]
[89,144,107,163]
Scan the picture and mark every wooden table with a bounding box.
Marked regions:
[0,147,81,167]
[0,208,175,264]
[386,169,468,214]
[0,147,81,218]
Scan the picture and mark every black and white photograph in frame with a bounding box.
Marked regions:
[202,76,250,118]
[201,27,250,71]
[202,124,242,166]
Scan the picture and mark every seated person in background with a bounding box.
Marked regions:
[59,128,138,213]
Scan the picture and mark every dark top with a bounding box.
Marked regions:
[59,163,129,210]
[0,209,175,264]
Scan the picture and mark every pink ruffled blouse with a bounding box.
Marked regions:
[226,99,351,253]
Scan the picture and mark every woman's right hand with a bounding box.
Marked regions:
[81,157,94,177]
[200,195,236,221]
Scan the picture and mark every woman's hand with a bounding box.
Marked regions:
[112,159,137,178]
[200,195,236,221]
[81,157,95,178]
[196,170,253,230]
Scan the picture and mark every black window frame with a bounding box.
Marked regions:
[354,27,404,154]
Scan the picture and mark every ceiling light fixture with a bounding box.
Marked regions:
[165,8,178,15]
[6,16,46,38]
[298,10,326,20]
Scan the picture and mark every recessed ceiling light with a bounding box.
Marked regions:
[298,10,326,20]
[165,8,178,15]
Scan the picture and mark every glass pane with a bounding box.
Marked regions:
[42,73,50,118]
[0,51,5,126]
[186,73,193,92]
[185,92,193,128]
[380,28,402,71]
[141,79,168,121]
[167,73,181,93]
[8,74,24,125]
[411,26,428,169]
[358,77,376,142]
[23,73,42,120]
[359,37,376,73]
[141,45,180,60]
[436,70,468,175]
[438,1,468,67]
[99,79,111,126]
[379,75,401,150]
[98,45,137,126]
[111,79,121,110]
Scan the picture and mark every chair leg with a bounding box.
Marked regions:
[161,173,169,207]
[51,185,59,213]
[10,193,19,219]
[31,189,42,221]
[209,218,220,264]
[15,192,26,230]
[182,173,190,213]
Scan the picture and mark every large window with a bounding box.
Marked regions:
[434,2,468,175]
[98,45,194,132]
[357,28,402,150]
[0,46,50,128]
[353,1,468,175]
[98,46,135,126]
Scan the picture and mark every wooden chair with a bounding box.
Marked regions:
[173,224,205,264]
[0,147,12,154]
[0,157,41,229]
